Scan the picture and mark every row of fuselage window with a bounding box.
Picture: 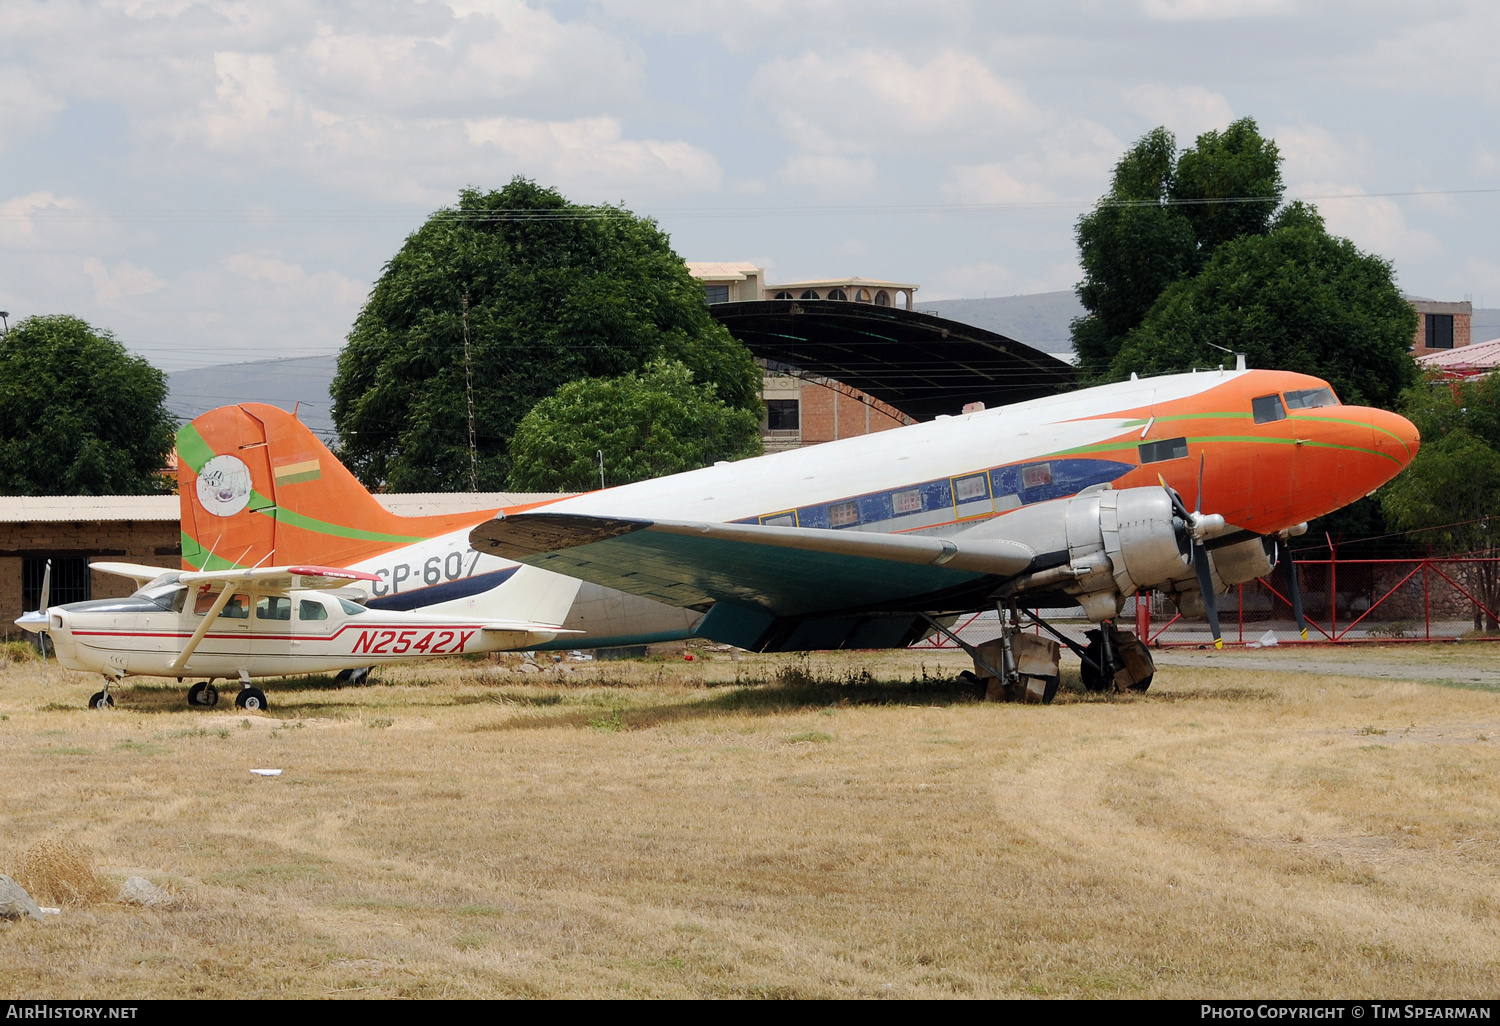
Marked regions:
[160,587,367,622]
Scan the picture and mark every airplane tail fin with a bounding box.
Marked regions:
[177,404,501,570]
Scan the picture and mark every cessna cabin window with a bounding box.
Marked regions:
[1252,394,1287,424]
[1283,387,1339,410]
[220,594,251,619]
[1139,437,1188,464]
[298,599,329,622]
[338,598,369,615]
[255,595,291,621]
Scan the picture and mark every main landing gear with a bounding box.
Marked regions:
[182,674,269,711]
[924,605,1156,702]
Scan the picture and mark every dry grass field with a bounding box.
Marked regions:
[1,641,1498,999]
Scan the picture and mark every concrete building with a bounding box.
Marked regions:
[688,262,922,451]
[1410,298,1473,357]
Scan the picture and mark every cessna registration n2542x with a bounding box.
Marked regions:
[471,367,1420,702]
[15,401,696,710]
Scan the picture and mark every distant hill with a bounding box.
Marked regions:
[167,354,340,442]
[1474,308,1500,344]
[919,291,1082,356]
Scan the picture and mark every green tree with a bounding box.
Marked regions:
[1110,202,1418,409]
[0,315,176,495]
[331,179,762,491]
[507,360,762,492]
[1383,374,1500,627]
[1071,119,1284,378]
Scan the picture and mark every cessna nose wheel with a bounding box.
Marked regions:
[235,687,268,711]
[187,682,220,708]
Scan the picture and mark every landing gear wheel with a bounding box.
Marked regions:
[187,682,220,708]
[88,691,114,710]
[334,667,371,685]
[1128,674,1153,693]
[235,687,267,711]
[1080,635,1113,692]
[1041,675,1060,704]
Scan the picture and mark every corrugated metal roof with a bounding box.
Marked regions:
[1418,336,1500,370]
[0,495,180,522]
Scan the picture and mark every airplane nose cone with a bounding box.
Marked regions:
[1367,407,1421,468]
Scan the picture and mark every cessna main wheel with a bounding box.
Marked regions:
[187,682,220,708]
[88,691,114,710]
[235,687,268,711]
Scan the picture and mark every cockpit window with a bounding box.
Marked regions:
[1284,387,1340,410]
[1252,394,1287,425]
[338,598,368,616]
[138,583,187,613]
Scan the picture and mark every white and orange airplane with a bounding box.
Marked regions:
[467,366,1419,699]
[17,365,1418,708]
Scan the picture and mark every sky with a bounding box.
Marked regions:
[1,0,1497,377]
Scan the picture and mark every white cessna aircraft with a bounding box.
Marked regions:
[469,367,1420,701]
[15,561,576,710]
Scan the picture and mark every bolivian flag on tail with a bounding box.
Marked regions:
[273,459,321,486]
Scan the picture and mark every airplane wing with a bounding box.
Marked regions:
[178,565,383,592]
[469,512,1037,618]
[90,562,180,587]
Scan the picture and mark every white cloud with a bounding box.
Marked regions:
[466,117,724,195]
[0,67,66,147]
[1123,84,1234,141]
[749,48,1036,156]
[222,252,366,309]
[1300,184,1440,262]
[775,153,877,200]
[1140,0,1296,20]
[82,257,167,306]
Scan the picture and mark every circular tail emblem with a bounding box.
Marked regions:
[196,455,253,517]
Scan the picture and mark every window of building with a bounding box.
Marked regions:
[703,284,730,305]
[1139,437,1189,464]
[21,557,89,610]
[875,291,890,307]
[826,288,848,301]
[1426,313,1454,349]
[766,399,799,430]
[800,289,820,300]
[774,291,794,300]
[855,289,871,302]
[1252,394,1287,424]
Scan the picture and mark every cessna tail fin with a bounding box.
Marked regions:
[178,404,502,571]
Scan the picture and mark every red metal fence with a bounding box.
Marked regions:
[913,557,1500,650]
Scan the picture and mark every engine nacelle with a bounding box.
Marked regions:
[972,485,1191,620]
[1162,535,1279,616]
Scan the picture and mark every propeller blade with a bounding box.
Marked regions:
[1280,542,1308,640]
[1195,451,1205,515]
[38,558,51,665]
[1193,541,1223,650]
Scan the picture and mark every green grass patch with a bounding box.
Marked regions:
[784,731,834,744]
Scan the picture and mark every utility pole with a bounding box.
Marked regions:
[461,293,478,491]
[597,449,605,490]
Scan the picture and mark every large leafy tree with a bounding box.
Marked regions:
[1383,373,1500,626]
[0,315,176,495]
[508,360,762,492]
[1110,203,1418,410]
[332,179,763,491]
[1072,120,1283,378]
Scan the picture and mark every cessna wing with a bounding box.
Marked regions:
[469,512,1038,617]
[177,565,384,592]
[90,562,180,587]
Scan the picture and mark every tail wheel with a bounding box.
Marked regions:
[235,687,268,711]
[88,691,114,710]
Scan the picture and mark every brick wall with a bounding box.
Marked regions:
[797,380,909,444]
[0,520,180,639]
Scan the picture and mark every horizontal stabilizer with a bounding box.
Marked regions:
[470,512,1036,618]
